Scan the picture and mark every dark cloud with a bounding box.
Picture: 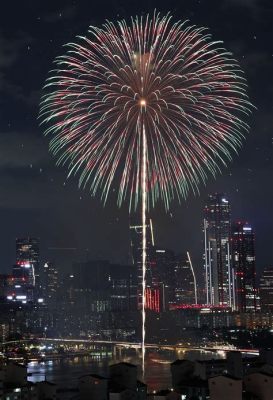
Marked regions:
[226,0,258,6]
[0,131,61,209]
[242,51,272,77]
[222,0,264,10]
[0,131,48,169]
[220,0,272,23]
[0,32,38,108]
[0,32,33,68]
[227,39,272,76]
[0,73,41,108]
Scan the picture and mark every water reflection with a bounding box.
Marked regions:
[28,347,223,392]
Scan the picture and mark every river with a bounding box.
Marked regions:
[27,347,223,397]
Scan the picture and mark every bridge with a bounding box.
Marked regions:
[1,337,259,356]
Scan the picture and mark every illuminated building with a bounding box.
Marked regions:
[144,248,198,311]
[203,193,235,308]
[71,261,137,312]
[109,264,137,312]
[129,220,193,313]
[42,262,59,307]
[11,263,33,303]
[71,260,112,313]
[129,219,155,310]
[153,247,176,311]
[174,252,197,306]
[234,312,273,329]
[13,237,40,301]
[0,322,9,342]
[60,261,138,338]
[145,287,160,313]
[0,274,12,297]
[259,267,273,312]
[232,221,257,312]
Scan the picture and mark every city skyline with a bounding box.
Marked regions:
[0,190,271,279]
[0,194,265,313]
[0,0,272,276]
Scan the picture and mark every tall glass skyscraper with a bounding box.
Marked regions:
[232,222,257,312]
[203,193,235,308]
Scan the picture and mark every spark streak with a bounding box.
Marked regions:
[187,251,197,305]
[141,121,147,377]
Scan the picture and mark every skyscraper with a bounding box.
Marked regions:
[259,267,273,312]
[232,221,257,312]
[14,237,40,301]
[153,247,176,311]
[203,193,235,308]
[174,252,197,306]
[42,262,59,307]
[109,264,137,312]
[130,219,154,310]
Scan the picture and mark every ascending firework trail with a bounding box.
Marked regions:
[39,12,253,377]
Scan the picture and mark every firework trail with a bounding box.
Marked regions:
[39,12,253,377]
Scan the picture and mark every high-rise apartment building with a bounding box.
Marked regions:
[232,221,257,312]
[203,193,235,308]
[259,267,273,312]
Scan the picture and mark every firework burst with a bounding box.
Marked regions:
[39,12,252,211]
[39,12,253,377]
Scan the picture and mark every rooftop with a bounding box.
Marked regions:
[110,362,137,368]
[80,374,107,380]
[209,374,242,381]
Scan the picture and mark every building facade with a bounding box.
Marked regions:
[130,219,155,310]
[232,221,257,312]
[41,262,59,307]
[259,267,273,312]
[13,237,40,301]
[174,252,197,306]
[203,194,235,308]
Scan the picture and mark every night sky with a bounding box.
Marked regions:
[0,0,272,277]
